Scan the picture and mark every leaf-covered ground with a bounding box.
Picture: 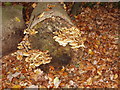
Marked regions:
[1,3,119,88]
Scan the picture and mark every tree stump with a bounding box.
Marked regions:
[27,2,82,70]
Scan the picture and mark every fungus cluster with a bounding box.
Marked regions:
[17,35,31,51]
[25,50,52,68]
[24,28,38,35]
[53,27,85,49]
[15,35,31,60]
[14,29,52,69]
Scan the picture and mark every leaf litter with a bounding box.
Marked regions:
[1,3,119,89]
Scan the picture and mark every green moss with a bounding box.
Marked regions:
[4,2,12,6]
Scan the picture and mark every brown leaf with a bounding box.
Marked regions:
[59,82,66,87]
[49,66,55,71]
[21,69,27,73]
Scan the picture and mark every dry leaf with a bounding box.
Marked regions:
[12,72,21,77]
[49,66,55,71]
[114,74,118,79]
[86,77,92,85]
[12,85,21,88]
[88,49,94,55]
[27,85,38,88]
[97,70,102,76]
[59,83,65,87]
[53,77,61,88]
[15,17,21,22]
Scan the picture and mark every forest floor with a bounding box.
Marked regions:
[1,2,119,88]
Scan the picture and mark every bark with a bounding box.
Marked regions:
[29,2,74,29]
[70,2,82,16]
[1,5,25,57]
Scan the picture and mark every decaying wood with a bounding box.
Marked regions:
[70,2,82,16]
[1,5,25,56]
[28,2,82,68]
[29,2,74,29]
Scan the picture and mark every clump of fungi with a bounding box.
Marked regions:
[14,26,85,69]
[53,26,85,49]
[25,50,52,69]
[14,29,52,69]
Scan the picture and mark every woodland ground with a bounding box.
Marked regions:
[1,2,119,88]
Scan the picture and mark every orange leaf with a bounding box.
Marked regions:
[49,66,54,70]
[88,49,94,55]
[62,72,68,76]
[48,73,54,80]
[21,69,27,73]
[59,83,65,87]
[85,66,94,71]
[61,67,65,72]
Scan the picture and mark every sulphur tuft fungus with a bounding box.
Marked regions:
[25,50,52,68]
[53,26,85,49]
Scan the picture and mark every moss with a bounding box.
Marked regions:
[4,2,12,6]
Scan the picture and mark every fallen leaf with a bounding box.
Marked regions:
[88,49,94,55]
[49,66,55,71]
[12,85,21,88]
[27,85,38,88]
[7,73,13,82]
[114,74,118,79]
[62,72,68,76]
[12,72,21,77]
[53,77,61,88]
[69,80,75,86]
[21,69,27,73]
[59,82,66,87]
[15,17,21,22]
[97,70,102,75]
[86,77,92,85]
[48,73,54,81]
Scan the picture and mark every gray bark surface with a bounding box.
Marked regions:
[1,5,25,56]
[29,2,74,29]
